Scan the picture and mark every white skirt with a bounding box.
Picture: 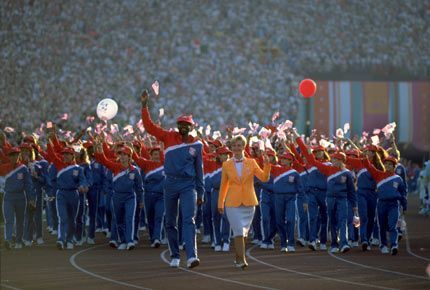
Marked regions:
[225,206,255,237]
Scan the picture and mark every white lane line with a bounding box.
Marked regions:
[160,249,279,290]
[327,251,428,280]
[246,246,396,290]
[0,283,22,290]
[69,246,154,290]
[404,223,430,262]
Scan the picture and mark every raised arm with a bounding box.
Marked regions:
[141,90,169,142]
[252,158,271,182]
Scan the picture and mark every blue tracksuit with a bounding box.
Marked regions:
[258,175,276,246]
[103,169,115,239]
[143,165,165,243]
[56,164,88,244]
[163,141,205,260]
[356,168,377,244]
[2,164,34,244]
[210,167,231,246]
[273,168,305,247]
[75,163,93,242]
[46,164,59,231]
[87,160,105,239]
[376,175,407,249]
[24,159,48,241]
[306,165,329,244]
[325,169,357,248]
[202,172,213,241]
[296,170,310,242]
[111,166,144,244]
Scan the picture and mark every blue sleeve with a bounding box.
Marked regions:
[134,169,144,204]
[78,167,89,188]
[194,146,205,199]
[398,179,407,211]
[347,173,357,207]
[260,177,274,193]
[24,168,35,201]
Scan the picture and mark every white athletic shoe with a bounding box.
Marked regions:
[280,247,287,252]
[268,243,275,250]
[86,238,95,245]
[179,244,185,250]
[297,238,307,247]
[319,244,327,251]
[380,246,389,254]
[151,239,161,248]
[66,242,74,250]
[187,257,200,269]
[56,241,64,250]
[14,243,23,249]
[51,230,58,236]
[260,243,268,249]
[201,235,211,244]
[170,258,180,268]
[287,246,296,252]
[214,245,222,252]
[330,247,339,253]
[106,232,111,239]
[371,238,380,246]
[95,228,103,233]
[308,241,317,251]
[251,239,260,245]
[340,245,351,253]
[23,240,32,247]
[351,241,359,248]
[126,242,135,250]
[36,238,44,245]
[196,229,201,234]
[222,243,230,252]
[109,240,118,248]
[117,243,127,250]
[161,238,168,245]
[75,240,84,246]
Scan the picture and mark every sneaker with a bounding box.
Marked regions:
[211,242,215,248]
[287,246,296,252]
[280,247,287,252]
[297,238,307,247]
[133,239,139,245]
[75,240,84,246]
[23,240,32,247]
[308,241,317,251]
[179,244,185,251]
[214,245,222,252]
[170,258,180,268]
[106,232,111,239]
[268,243,275,250]
[109,240,118,248]
[36,238,44,245]
[371,238,380,246]
[117,243,127,250]
[66,242,74,250]
[391,246,398,256]
[196,229,201,234]
[87,238,95,245]
[319,244,327,251]
[201,235,211,244]
[126,242,135,251]
[161,238,168,245]
[14,243,23,249]
[361,242,369,252]
[139,226,146,231]
[51,230,58,236]
[330,247,339,253]
[222,243,230,252]
[380,246,389,254]
[96,228,103,233]
[251,239,261,245]
[187,257,200,269]
[151,239,161,248]
[340,245,350,253]
[351,242,359,248]
[367,245,371,251]
[260,243,268,249]
[102,228,109,235]
[56,241,64,250]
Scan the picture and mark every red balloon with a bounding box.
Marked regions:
[299,79,317,98]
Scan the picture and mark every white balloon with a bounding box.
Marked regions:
[96,98,118,121]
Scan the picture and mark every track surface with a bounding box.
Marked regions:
[1,195,429,290]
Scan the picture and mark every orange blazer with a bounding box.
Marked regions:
[218,158,270,208]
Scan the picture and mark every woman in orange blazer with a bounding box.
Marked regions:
[218,135,270,268]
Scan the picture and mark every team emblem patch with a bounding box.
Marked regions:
[340,176,347,183]
[73,170,79,176]
[288,176,295,183]
[129,173,135,180]
[189,147,196,156]
[393,182,399,189]
[17,173,24,180]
